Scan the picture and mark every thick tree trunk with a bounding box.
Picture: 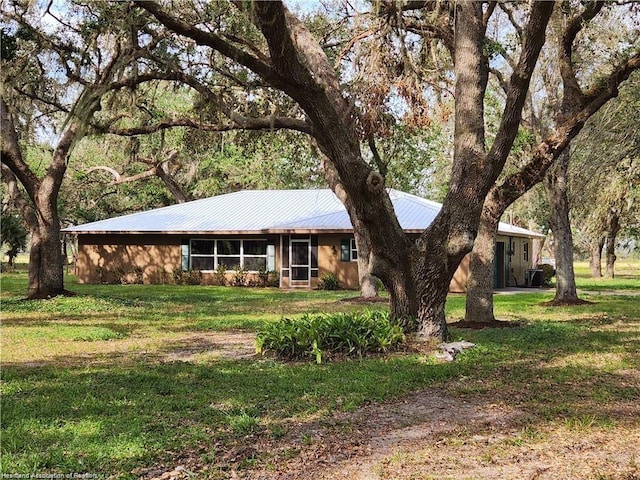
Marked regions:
[544,150,581,303]
[357,257,379,298]
[532,237,545,268]
[465,209,499,324]
[604,248,617,279]
[27,163,68,298]
[1,98,76,299]
[1,166,66,297]
[405,2,489,340]
[383,256,418,330]
[589,236,604,278]
[28,218,65,298]
[351,214,379,299]
[529,220,544,268]
[604,210,620,279]
[320,157,382,300]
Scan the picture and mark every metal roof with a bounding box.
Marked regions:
[63,189,545,239]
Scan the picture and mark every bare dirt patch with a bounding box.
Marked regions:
[226,391,519,480]
[448,319,521,329]
[339,296,390,304]
[4,330,258,368]
[159,331,257,362]
[228,390,639,480]
[151,389,638,480]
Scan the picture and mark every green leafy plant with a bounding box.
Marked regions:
[211,264,228,286]
[113,265,127,285]
[231,265,248,286]
[256,310,405,363]
[317,272,341,290]
[95,266,106,284]
[253,269,280,288]
[266,270,279,287]
[538,264,556,286]
[131,266,144,284]
[226,410,261,435]
[173,269,203,285]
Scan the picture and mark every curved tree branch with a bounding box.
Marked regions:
[558,1,606,111]
[86,166,121,181]
[137,1,283,88]
[486,2,555,168]
[0,98,41,201]
[87,151,191,203]
[0,162,37,228]
[490,51,640,211]
[95,113,311,136]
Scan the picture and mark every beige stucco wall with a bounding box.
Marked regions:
[76,232,535,291]
[449,255,469,293]
[318,234,359,289]
[77,234,181,284]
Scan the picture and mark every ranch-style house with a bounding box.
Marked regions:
[63,189,545,291]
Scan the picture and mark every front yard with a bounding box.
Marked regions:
[1,262,639,479]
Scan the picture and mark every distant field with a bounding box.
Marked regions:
[573,258,640,292]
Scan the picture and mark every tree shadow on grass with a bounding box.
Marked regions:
[2,317,638,478]
[449,317,639,421]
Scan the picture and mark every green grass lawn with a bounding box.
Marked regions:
[1,263,639,479]
[573,258,640,292]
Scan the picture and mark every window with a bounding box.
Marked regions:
[190,240,215,271]
[340,237,358,262]
[189,239,269,272]
[524,242,529,261]
[217,240,241,269]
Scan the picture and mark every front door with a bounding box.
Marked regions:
[290,239,310,286]
[494,242,506,288]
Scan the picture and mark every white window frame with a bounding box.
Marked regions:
[189,239,269,272]
[189,240,216,271]
[350,238,358,262]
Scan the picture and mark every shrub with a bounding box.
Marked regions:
[95,266,106,284]
[131,266,144,284]
[256,310,405,363]
[97,265,145,285]
[538,264,556,286]
[317,272,341,290]
[246,269,279,287]
[266,270,279,287]
[173,269,203,285]
[231,265,248,286]
[211,264,228,286]
[113,265,127,285]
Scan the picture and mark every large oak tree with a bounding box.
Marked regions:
[0,2,180,297]
[137,0,555,338]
